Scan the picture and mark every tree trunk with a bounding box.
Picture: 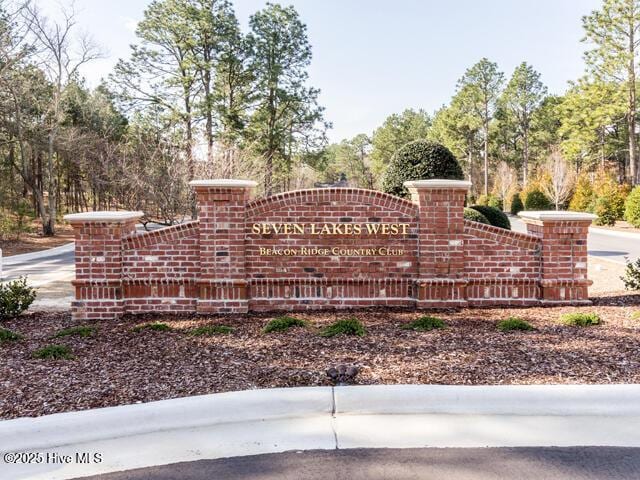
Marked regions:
[483,124,489,196]
[630,19,638,185]
[523,128,529,187]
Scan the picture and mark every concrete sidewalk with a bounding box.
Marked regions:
[1,385,639,480]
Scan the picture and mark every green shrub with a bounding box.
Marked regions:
[263,316,307,333]
[0,277,36,321]
[510,192,524,215]
[54,326,96,338]
[320,318,366,337]
[591,195,618,226]
[0,327,22,342]
[131,322,171,333]
[524,189,553,210]
[560,312,601,327]
[624,186,640,228]
[381,140,464,198]
[469,205,511,230]
[401,316,446,331]
[463,207,490,225]
[569,174,594,212]
[497,317,534,332]
[33,344,73,360]
[477,194,504,210]
[189,325,233,336]
[622,258,640,291]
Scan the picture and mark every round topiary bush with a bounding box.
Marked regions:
[524,189,553,210]
[464,207,490,225]
[382,140,464,198]
[469,205,511,230]
[624,186,640,228]
[510,192,524,215]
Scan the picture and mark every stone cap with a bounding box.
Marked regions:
[189,179,257,188]
[518,211,598,222]
[63,211,144,224]
[404,179,472,190]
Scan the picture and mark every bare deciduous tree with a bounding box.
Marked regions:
[540,148,576,210]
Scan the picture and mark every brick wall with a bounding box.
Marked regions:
[65,180,595,320]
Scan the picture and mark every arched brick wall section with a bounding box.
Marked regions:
[245,188,420,310]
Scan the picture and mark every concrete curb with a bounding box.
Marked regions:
[0,387,333,452]
[2,385,640,480]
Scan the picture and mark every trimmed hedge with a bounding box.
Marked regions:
[382,140,464,198]
[510,193,524,215]
[463,207,490,225]
[624,186,640,228]
[469,205,511,230]
[524,189,553,210]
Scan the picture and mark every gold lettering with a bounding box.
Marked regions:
[294,223,304,234]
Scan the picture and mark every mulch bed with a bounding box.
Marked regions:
[1,294,640,420]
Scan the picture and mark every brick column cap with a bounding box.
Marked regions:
[63,211,143,224]
[404,179,472,190]
[189,179,257,188]
[518,211,597,223]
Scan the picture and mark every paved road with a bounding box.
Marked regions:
[1,243,75,284]
[77,447,640,480]
[510,217,640,264]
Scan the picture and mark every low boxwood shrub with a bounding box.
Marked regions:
[0,327,22,342]
[622,258,640,291]
[524,189,553,210]
[381,140,464,198]
[33,344,73,360]
[624,186,640,228]
[463,207,490,225]
[510,193,524,215]
[263,316,307,333]
[497,317,534,332]
[469,205,511,230]
[131,322,171,333]
[0,277,36,321]
[189,325,233,336]
[560,312,601,327]
[54,326,96,338]
[320,318,366,337]
[402,316,446,331]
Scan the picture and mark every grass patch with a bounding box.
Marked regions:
[263,316,307,333]
[401,316,446,331]
[131,322,172,333]
[32,344,73,360]
[54,325,96,338]
[0,327,23,343]
[560,312,601,327]
[320,318,366,337]
[497,317,534,332]
[189,325,233,336]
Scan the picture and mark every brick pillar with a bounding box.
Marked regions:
[64,211,143,320]
[404,179,471,308]
[190,179,256,314]
[518,211,596,305]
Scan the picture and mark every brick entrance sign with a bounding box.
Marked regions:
[64,179,596,320]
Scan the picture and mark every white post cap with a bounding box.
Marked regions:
[189,179,257,188]
[518,211,598,222]
[63,211,144,223]
[403,179,472,190]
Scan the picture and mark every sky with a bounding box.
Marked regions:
[38,0,602,143]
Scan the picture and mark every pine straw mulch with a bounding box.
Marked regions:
[1,293,640,420]
[0,221,74,256]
